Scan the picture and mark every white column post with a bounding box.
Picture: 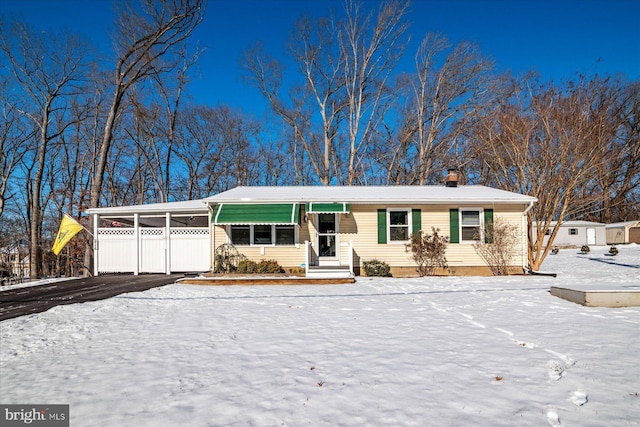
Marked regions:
[304,240,310,276]
[93,213,99,276]
[209,206,215,272]
[165,212,171,275]
[134,213,140,276]
[349,240,354,276]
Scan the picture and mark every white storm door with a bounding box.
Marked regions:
[316,213,339,266]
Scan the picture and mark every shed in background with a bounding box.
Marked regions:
[606,221,640,245]
[536,221,607,247]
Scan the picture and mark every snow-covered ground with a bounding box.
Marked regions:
[1,245,639,426]
[0,276,77,292]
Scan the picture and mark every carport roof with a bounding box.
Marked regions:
[85,199,209,215]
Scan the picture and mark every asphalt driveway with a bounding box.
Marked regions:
[0,274,181,321]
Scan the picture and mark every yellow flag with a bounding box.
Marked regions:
[52,214,84,255]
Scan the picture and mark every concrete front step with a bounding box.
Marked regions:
[306,267,353,279]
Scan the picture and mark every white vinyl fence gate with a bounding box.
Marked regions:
[96,227,210,274]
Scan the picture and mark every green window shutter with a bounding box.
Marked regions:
[377,209,387,244]
[449,209,459,244]
[411,209,421,235]
[484,209,494,243]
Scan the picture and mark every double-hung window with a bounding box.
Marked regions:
[229,225,296,246]
[460,209,483,242]
[388,209,411,242]
[450,208,492,244]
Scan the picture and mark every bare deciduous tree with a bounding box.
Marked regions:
[473,216,519,275]
[90,0,205,210]
[340,0,409,184]
[85,0,204,274]
[176,105,219,199]
[581,78,640,222]
[244,18,344,185]
[469,75,606,270]
[0,75,31,218]
[0,19,90,278]
[403,34,492,185]
[244,0,409,185]
[369,33,492,186]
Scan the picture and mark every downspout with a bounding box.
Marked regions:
[522,201,535,271]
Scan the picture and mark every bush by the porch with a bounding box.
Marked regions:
[473,217,519,276]
[235,259,284,274]
[362,259,391,277]
[213,243,244,273]
[408,228,449,276]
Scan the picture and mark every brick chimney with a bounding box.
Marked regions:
[445,169,459,187]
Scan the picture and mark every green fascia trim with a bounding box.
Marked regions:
[305,202,350,214]
[212,203,300,224]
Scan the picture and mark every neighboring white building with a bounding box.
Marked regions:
[606,221,640,245]
[0,245,29,279]
[536,221,607,247]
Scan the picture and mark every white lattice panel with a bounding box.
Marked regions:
[171,227,209,236]
[141,228,164,236]
[98,228,135,236]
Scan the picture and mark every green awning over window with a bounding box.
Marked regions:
[305,202,350,214]
[212,203,300,225]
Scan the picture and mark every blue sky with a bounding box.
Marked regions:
[2,0,639,117]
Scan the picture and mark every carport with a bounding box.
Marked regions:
[86,200,211,276]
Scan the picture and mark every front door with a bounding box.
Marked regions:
[316,213,339,266]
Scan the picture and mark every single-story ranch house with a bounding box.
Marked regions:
[85,182,537,277]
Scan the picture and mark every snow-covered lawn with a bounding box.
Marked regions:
[1,246,639,426]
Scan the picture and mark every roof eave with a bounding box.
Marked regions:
[205,198,536,205]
